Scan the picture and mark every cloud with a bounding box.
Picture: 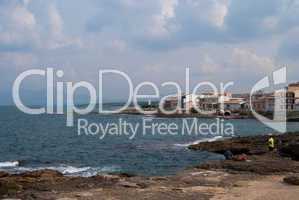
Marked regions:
[147,0,178,38]
[23,0,31,7]
[0,0,38,52]
[86,0,297,50]
[278,26,299,61]
[45,4,82,49]
[225,0,282,38]
[178,0,229,28]
[0,0,82,52]
[230,48,275,73]
[86,0,229,49]
[0,0,299,104]
[198,54,221,74]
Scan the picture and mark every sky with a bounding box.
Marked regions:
[0,0,299,105]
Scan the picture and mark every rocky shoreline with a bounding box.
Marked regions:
[1,132,299,199]
[190,132,299,175]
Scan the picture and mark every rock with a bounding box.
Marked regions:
[93,174,120,182]
[0,172,9,178]
[20,170,63,179]
[189,133,299,157]
[280,143,299,161]
[117,181,140,188]
[189,139,251,155]
[150,177,169,181]
[2,199,22,200]
[109,172,136,178]
[0,181,22,196]
[284,176,299,185]
[197,157,299,175]
[75,192,93,197]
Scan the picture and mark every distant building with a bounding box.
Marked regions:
[197,93,219,113]
[251,95,274,112]
[251,91,295,113]
[184,94,200,112]
[222,98,247,113]
[288,82,299,111]
[288,82,299,98]
[163,96,181,112]
[184,92,246,114]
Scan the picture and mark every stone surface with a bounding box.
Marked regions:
[280,143,299,161]
[283,176,299,185]
[0,172,9,178]
[189,133,299,157]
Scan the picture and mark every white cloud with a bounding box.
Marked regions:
[12,5,36,29]
[207,0,229,28]
[23,0,32,7]
[0,2,39,51]
[182,0,229,28]
[199,54,221,74]
[147,0,178,38]
[46,4,82,49]
[161,0,178,18]
[0,52,37,70]
[231,48,275,73]
[1,0,299,104]
[48,4,64,39]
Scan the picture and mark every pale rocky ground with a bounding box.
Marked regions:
[1,168,299,200]
[213,175,299,200]
[17,170,299,200]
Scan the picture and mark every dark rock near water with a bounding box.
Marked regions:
[284,176,299,185]
[0,172,9,178]
[198,155,299,175]
[20,169,63,179]
[108,172,136,178]
[189,136,267,155]
[0,180,22,196]
[189,133,299,157]
[280,143,299,161]
[190,133,299,175]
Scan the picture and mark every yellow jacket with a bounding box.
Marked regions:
[268,137,275,148]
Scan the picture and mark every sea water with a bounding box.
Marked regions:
[1,106,299,177]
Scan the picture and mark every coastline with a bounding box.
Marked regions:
[119,107,299,121]
[1,133,299,199]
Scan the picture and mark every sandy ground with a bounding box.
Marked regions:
[213,175,299,200]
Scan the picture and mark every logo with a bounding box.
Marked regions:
[250,67,287,133]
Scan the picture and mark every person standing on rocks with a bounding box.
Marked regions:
[268,136,275,151]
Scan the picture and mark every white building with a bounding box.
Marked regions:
[184,92,242,114]
[222,98,247,113]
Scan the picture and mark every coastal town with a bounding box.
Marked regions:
[162,82,299,119]
[2,1,299,199]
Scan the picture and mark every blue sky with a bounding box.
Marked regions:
[0,0,299,105]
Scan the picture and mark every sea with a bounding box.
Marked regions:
[1,105,299,177]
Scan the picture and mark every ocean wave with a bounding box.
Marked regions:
[2,164,121,177]
[174,136,226,148]
[0,161,19,168]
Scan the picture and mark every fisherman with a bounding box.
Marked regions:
[268,135,275,151]
[224,150,233,160]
